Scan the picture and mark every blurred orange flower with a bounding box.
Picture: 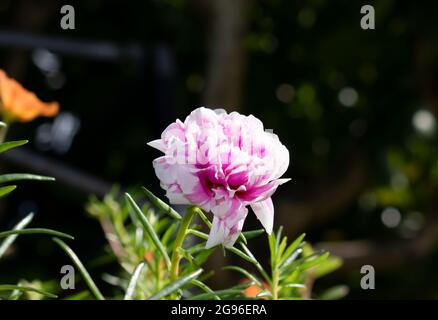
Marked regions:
[144,251,154,263]
[242,279,270,298]
[0,69,59,122]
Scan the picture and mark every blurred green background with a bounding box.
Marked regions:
[0,0,438,299]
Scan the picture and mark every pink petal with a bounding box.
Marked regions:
[227,169,248,188]
[238,178,290,202]
[162,120,186,143]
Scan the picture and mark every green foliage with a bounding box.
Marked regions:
[148,269,203,300]
[141,187,182,220]
[0,185,17,198]
[124,262,146,300]
[0,132,342,300]
[0,139,55,188]
[0,229,73,240]
[82,187,343,300]
[222,229,345,300]
[0,135,62,300]
[0,213,34,259]
[125,193,172,268]
[0,174,55,184]
[1,182,343,300]
[86,191,214,299]
[0,140,28,154]
[0,285,57,299]
[0,214,71,300]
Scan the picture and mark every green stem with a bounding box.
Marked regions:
[271,266,279,300]
[170,206,197,282]
[268,233,280,300]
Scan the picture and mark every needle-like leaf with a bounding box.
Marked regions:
[225,246,257,264]
[190,279,219,300]
[298,252,329,271]
[279,233,306,266]
[189,289,243,300]
[52,237,105,300]
[0,185,16,198]
[141,187,181,220]
[0,228,74,240]
[192,207,212,228]
[148,269,203,300]
[0,212,34,259]
[188,229,209,240]
[223,265,262,288]
[0,174,55,184]
[239,243,270,283]
[0,284,57,299]
[0,140,28,154]
[241,229,265,240]
[125,193,171,269]
[124,262,146,300]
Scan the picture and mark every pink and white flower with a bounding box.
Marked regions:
[148,107,290,248]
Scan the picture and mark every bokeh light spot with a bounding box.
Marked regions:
[338,87,358,107]
[276,84,295,103]
[412,109,436,136]
[381,207,401,228]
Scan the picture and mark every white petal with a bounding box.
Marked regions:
[186,107,219,127]
[205,214,247,248]
[250,197,274,234]
[152,156,177,185]
[165,184,191,205]
[147,139,166,153]
[176,165,199,194]
[223,216,246,247]
[211,200,233,219]
[213,108,227,116]
[275,178,291,185]
[273,143,290,179]
[247,114,265,132]
[206,216,227,248]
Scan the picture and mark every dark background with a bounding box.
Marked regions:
[0,0,437,299]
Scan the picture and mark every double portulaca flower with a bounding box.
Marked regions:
[148,107,290,248]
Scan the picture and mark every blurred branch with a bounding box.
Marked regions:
[277,151,368,235]
[201,0,250,111]
[316,216,438,271]
[0,30,144,63]
[0,147,112,197]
